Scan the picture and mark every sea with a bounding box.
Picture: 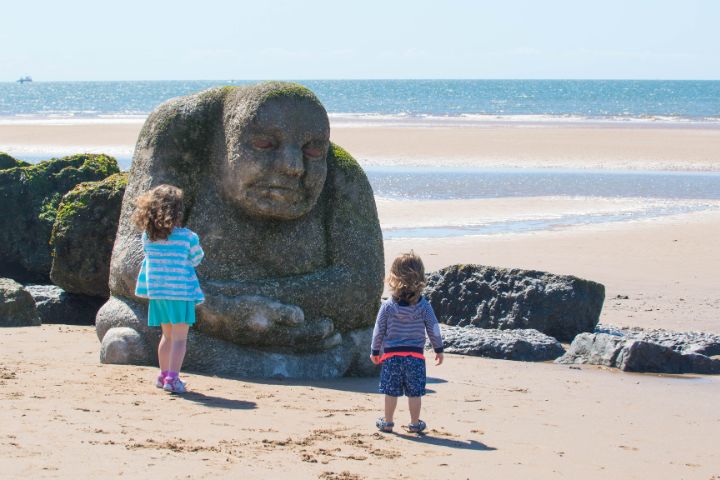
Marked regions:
[2,80,719,238]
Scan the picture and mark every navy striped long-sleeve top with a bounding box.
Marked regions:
[371,296,444,356]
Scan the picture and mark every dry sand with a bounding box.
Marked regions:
[1,122,719,478]
[1,325,718,480]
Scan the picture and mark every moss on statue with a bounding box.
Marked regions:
[0,154,121,283]
[0,152,30,170]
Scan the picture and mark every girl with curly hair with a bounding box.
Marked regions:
[133,184,204,393]
[370,252,444,434]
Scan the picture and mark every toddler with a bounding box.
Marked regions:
[370,252,444,433]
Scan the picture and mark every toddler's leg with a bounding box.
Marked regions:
[408,397,422,424]
[385,395,399,423]
[168,323,189,375]
[158,323,172,373]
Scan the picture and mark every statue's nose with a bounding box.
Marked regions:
[277,145,304,177]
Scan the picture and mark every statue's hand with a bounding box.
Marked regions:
[197,294,340,351]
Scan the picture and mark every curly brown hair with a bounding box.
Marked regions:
[132,184,184,241]
[388,252,426,305]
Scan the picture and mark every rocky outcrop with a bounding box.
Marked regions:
[97,82,384,378]
[556,332,720,374]
[0,154,120,282]
[25,285,104,325]
[50,173,128,298]
[0,278,40,327]
[435,325,565,361]
[424,264,605,341]
[595,324,720,357]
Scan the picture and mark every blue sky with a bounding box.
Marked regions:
[2,0,719,81]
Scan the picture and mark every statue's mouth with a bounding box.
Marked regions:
[256,183,304,202]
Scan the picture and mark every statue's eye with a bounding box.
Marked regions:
[303,143,324,159]
[252,138,274,150]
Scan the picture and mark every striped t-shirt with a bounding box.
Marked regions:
[135,227,205,304]
[371,296,444,357]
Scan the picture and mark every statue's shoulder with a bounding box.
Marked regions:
[325,143,374,202]
[326,143,367,180]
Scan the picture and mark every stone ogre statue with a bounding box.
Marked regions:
[96,82,384,378]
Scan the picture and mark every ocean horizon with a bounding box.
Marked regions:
[2,79,719,125]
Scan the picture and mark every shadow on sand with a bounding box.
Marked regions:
[394,431,496,451]
[177,391,257,410]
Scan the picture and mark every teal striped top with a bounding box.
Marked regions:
[135,227,205,304]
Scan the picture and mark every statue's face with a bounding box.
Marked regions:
[223,96,330,219]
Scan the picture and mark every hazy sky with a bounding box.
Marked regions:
[3,0,719,81]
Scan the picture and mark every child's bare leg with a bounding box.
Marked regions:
[168,323,189,374]
[408,397,422,424]
[158,324,172,372]
[384,395,398,422]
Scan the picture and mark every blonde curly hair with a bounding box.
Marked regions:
[132,184,184,241]
[388,252,425,305]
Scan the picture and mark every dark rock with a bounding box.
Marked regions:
[25,285,104,325]
[0,278,40,327]
[0,152,30,170]
[435,325,565,361]
[0,154,120,282]
[556,332,720,374]
[50,173,127,297]
[97,82,384,378]
[424,264,605,341]
[595,323,720,357]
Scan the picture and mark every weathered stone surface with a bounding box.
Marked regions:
[97,297,378,378]
[25,285,104,325]
[556,332,720,374]
[0,152,30,170]
[97,82,384,378]
[596,323,720,357]
[424,264,605,342]
[434,325,565,361]
[50,173,127,297]
[0,278,40,327]
[0,154,120,282]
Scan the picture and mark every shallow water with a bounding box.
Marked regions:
[366,166,720,201]
[369,167,720,238]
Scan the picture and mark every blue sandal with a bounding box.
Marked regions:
[407,420,427,433]
[376,417,394,433]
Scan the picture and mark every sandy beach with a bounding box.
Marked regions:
[1,325,719,479]
[2,121,720,478]
[1,121,719,170]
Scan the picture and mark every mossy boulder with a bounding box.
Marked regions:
[50,173,128,298]
[0,154,120,283]
[0,278,40,327]
[0,152,30,170]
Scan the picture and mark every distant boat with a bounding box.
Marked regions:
[17,76,32,84]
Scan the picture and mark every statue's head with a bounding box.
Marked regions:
[220,83,330,220]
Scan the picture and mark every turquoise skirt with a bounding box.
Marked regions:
[148,299,196,327]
